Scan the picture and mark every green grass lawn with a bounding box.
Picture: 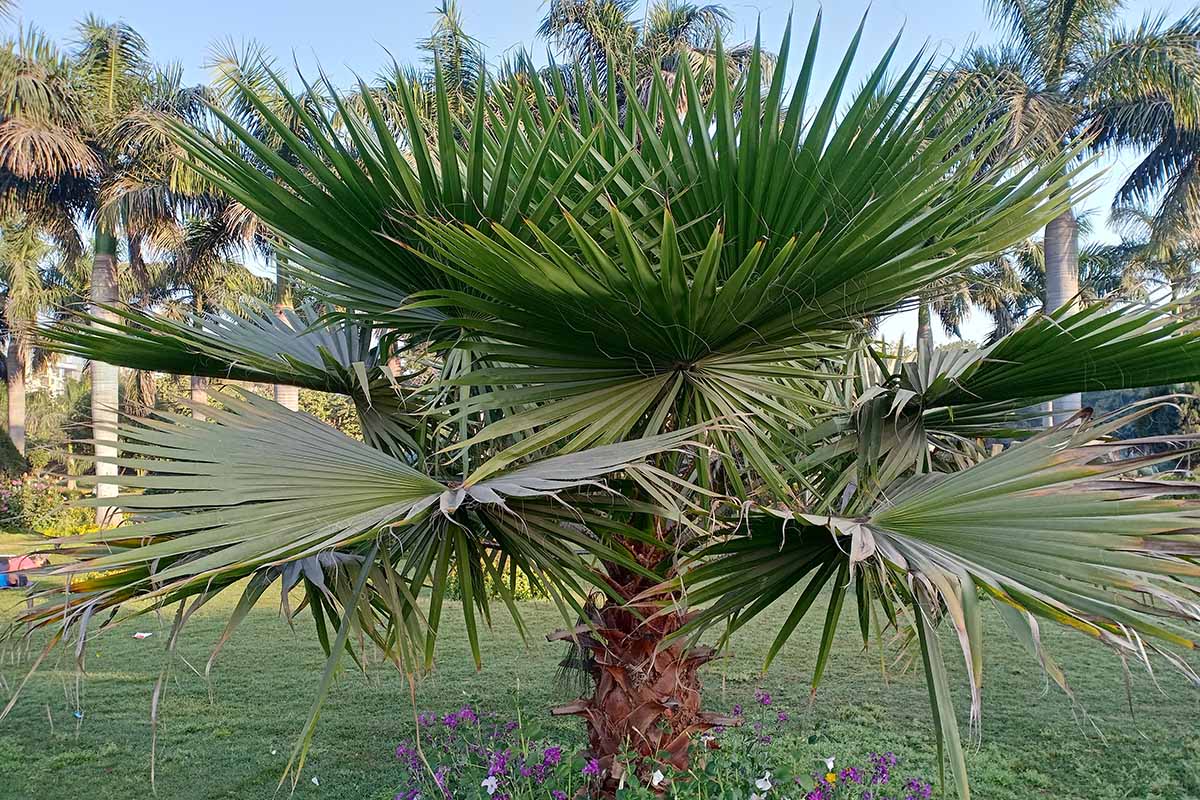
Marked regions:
[0,578,1197,800]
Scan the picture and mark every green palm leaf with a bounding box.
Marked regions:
[679,408,1200,798]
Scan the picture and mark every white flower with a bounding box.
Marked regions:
[481,775,498,795]
[750,793,765,800]
[651,769,665,787]
[755,771,773,791]
[823,756,836,772]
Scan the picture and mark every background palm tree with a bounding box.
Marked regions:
[207,39,326,411]
[0,18,212,522]
[537,0,770,98]
[926,226,1149,344]
[0,218,51,454]
[947,0,1200,418]
[162,202,269,419]
[1110,203,1200,299]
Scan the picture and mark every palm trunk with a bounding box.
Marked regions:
[65,440,76,490]
[189,292,211,421]
[5,336,25,455]
[551,545,731,794]
[127,232,158,417]
[272,261,299,412]
[190,375,208,421]
[916,301,934,354]
[1044,209,1081,424]
[90,229,120,526]
[137,368,157,414]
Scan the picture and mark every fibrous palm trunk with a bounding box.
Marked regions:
[551,545,731,794]
[1044,209,1081,423]
[5,336,25,455]
[136,368,157,415]
[90,229,120,526]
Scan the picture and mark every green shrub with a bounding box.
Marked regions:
[0,475,89,534]
[0,428,29,479]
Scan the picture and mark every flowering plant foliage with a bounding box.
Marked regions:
[390,694,933,800]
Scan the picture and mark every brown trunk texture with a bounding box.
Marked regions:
[550,557,732,794]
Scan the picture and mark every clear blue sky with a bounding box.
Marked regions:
[27,0,1186,341]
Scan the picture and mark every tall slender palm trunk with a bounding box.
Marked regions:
[5,336,25,455]
[1044,209,1081,423]
[137,369,157,415]
[272,258,299,411]
[189,292,211,421]
[916,301,934,354]
[190,375,209,421]
[90,229,120,526]
[551,541,732,795]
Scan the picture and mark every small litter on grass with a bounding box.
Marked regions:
[311,776,319,786]
[72,710,83,720]
[132,632,153,639]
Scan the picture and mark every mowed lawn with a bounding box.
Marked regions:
[0,566,1197,800]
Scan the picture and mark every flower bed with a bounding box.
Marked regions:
[391,691,933,799]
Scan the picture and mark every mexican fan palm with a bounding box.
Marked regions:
[11,18,1200,800]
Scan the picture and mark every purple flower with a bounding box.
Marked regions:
[542,746,563,766]
[488,749,511,777]
[754,688,772,706]
[582,758,601,776]
[776,711,789,723]
[732,704,743,717]
[903,777,933,800]
[552,792,567,800]
[839,766,863,784]
[870,752,898,785]
[456,706,479,725]
[442,711,460,728]
[417,711,436,727]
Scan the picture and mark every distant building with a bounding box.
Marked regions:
[27,356,84,398]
